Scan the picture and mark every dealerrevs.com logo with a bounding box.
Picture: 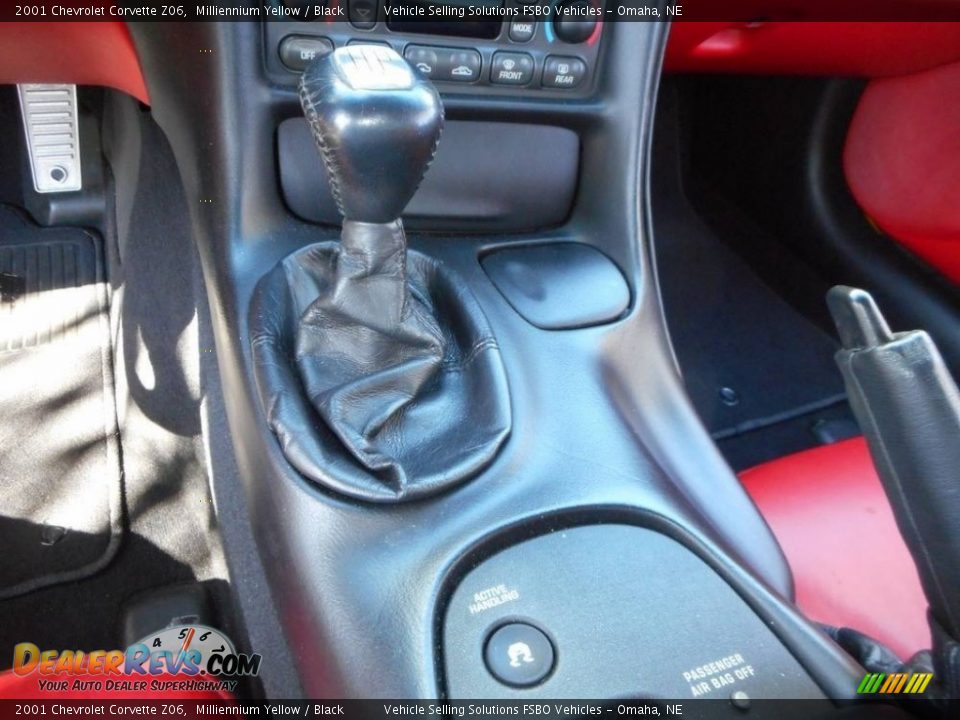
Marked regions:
[12,625,260,693]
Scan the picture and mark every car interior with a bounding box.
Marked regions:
[1,1,959,714]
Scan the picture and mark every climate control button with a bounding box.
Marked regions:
[279,35,333,72]
[444,49,482,82]
[404,45,441,80]
[508,19,536,43]
[491,52,534,86]
[542,55,587,89]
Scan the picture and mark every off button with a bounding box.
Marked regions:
[484,622,555,687]
[279,35,333,72]
[542,55,587,89]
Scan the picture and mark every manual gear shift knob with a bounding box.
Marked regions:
[299,44,444,224]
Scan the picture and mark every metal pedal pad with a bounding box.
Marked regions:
[17,83,83,194]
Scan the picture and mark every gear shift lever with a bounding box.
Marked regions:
[250,46,511,503]
[299,44,443,223]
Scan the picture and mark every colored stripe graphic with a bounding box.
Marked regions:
[879,674,897,693]
[857,673,884,693]
[894,673,909,693]
[858,672,933,694]
[906,673,933,694]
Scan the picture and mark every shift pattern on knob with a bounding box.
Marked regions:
[299,44,444,224]
[330,45,415,91]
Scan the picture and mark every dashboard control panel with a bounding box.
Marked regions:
[264,0,605,98]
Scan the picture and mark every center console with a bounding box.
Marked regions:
[127,7,868,704]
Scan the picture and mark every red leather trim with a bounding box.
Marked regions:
[843,61,960,284]
[0,669,232,702]
[740,437,930,659]
[0,22,149,104]
[665,22,960,77]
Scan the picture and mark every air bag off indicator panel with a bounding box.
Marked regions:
[442,525,825,699]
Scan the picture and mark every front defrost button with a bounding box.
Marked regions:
[491,52,534,85]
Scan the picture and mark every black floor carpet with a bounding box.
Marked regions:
[653,88,859,470]
[0,205,122,598]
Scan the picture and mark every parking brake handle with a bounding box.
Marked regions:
[828,286,960,692]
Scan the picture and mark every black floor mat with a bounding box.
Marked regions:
[653,89,857,470]
[0,205,122,598]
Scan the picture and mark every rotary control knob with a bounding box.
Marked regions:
[553,0,598,44]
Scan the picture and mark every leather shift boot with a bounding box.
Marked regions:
[251,222,511,503]
[296,220,445,468]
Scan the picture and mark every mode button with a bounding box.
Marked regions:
[509,20,536,43]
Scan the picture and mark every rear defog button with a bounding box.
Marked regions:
[542,55,587,89]
[484,622,555,687]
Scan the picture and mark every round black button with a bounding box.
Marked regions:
[484,623,555,687]
[554,1,598,44]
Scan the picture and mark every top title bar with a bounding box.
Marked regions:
[5,1,960,23]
